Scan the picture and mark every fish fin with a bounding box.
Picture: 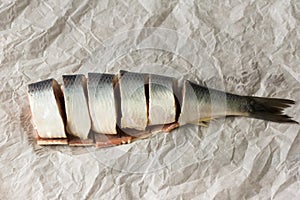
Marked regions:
[246,96,298,124]
[190,117,214,127]
[190,121,208,127]
[198,121,209,127]
[131,132,155,142]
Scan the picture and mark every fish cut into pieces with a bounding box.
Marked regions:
[148,74,176,125]
[118,71,148,131]
[27,79,66,138]
[27,70,298,147]
[63,74,91,139]
[87,73,117,134]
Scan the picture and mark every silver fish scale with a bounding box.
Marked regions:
[119,71,148,130]
[63,75,85,88]
[120,72,146,101]
[188,81,248,115]
[148,74,176,125]
[88,73,114,89]
[27,78,67,138]
[88,73,117,134]
[63,74,91,139]
[28,79,53,95]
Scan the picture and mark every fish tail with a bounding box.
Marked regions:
[246,96,298,124]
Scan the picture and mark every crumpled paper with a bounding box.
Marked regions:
[1,0,300,199]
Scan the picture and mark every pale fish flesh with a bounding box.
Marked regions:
[63,75,91,139]
[87,73,117,134]
[118,71,148,130]
[27,79,66,138]
[148,74,176,125]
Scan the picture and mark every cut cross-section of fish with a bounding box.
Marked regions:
[148,74,176,125]
[63,74,91,139]
[27,79,66,138]
[87,73,117,134]
[178,80,205,125]
[118,71,148,130]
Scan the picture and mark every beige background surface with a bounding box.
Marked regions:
[1,0,300,199]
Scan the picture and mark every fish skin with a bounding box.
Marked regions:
[148,74,176,125]
[179,80,214,125]
[179,80,251,125]
[27,79,66,138]
[179,80,297,125]
[87,73,117,134]
[63,74,91,139]
[118,71,148,130]
[28,71,298,143]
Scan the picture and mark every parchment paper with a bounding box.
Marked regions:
[1,0,300,199]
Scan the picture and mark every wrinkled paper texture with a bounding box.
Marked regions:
[1,0,300,199]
